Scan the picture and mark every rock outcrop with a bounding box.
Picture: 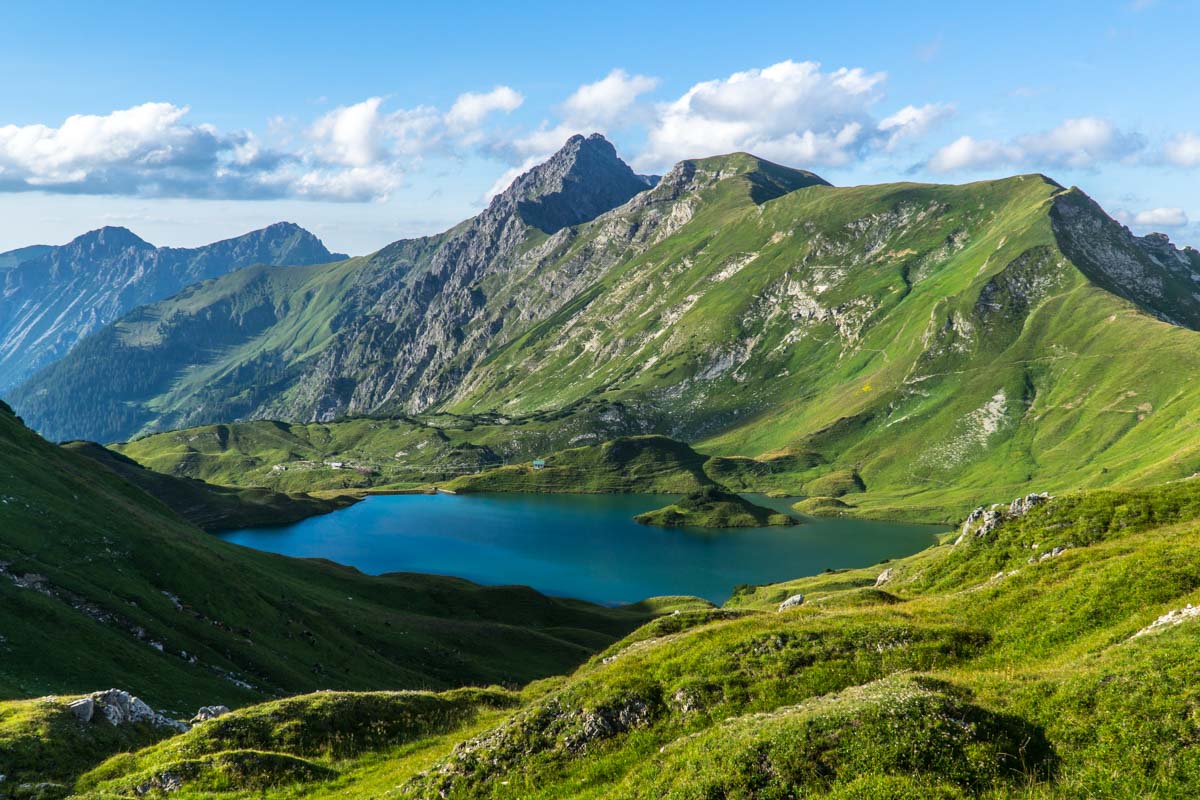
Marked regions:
[69,689,188,732]
[956,492,1051,545]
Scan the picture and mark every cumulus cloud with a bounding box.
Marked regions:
[925,117,1144,173]
[445,86,524,131]
[1163,132,1200,167]
[0,103,243,195]
[1131,207,1189,227]
[562,69,659,125]
[0,91,525,202]
[637,60,887,170]
[926,135,1023,172]
[878,103,954,150]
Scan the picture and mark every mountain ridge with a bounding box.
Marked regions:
[11,139,1200,521]
[0,221,346,391]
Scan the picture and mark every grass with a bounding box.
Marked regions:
[633,486,796,528]
[39,475,1200,798]
[441,435,714,494]
[62,441,353,531]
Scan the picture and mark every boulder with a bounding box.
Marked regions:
[190,705,231,724]
[777,594,805,612]
[874,568,894,587]
[87,689,188,732]
[67,696,94,723]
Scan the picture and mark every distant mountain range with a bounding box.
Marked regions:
[9,133,1200,517]
[0,222,345,390]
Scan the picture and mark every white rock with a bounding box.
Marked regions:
[190,705,231,723]
[777,594,805,612]
[67,697,94,723]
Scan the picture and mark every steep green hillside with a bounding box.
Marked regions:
[0,400,656,715]
[62,441,354,531]
[40,477,1200,798]
[442,435,714,494]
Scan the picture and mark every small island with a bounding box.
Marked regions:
[634,487,799,529]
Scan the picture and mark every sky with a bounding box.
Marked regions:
[0,0,1197,256]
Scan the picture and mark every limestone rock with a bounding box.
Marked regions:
[67,697,94,723]
[85,689,188,732]
[777,594,806,612]
[956,492,1052,545]
[190,705,231,724]
[874,568,894,587]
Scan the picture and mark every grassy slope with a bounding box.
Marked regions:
[441,435,713,494]
[0,401,661,733]
[9,255,367,444]
[112,416,507,494]
[633,487,797,528]
[62,441,354,531]
[64,477,1200,798]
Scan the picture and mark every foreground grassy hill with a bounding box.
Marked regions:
[0,399,657,726]
[16,476,1199,797]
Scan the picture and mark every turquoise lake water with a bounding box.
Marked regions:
[219,493,941,605]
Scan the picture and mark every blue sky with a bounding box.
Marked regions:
[0,0,1197,254]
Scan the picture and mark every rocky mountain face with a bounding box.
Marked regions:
[278,133,658,420]
[0,222,344,390]
[1050,188,1200,328]
[0,244,52,269]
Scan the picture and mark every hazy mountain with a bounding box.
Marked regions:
[0,222,346,390]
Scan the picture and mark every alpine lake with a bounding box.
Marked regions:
[220,492,942,605]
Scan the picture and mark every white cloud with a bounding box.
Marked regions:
[926,135,1023,172]
[1132,207,1189,227]
[562,69,659,125]
[925,117,1144,173]
[0,91,521,202]
[445,86,523,131]
[1018,117,1142,169]
[878,103,954,150]
[1163,132,1200,167]
[637,60,888,170]
[0,103,234,192]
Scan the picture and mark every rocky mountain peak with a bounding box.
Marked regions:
[492,133,652,234]
[67,226,153,254]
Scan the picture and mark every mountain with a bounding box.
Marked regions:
[0,398,655,725]
[0,222,346,390]
[12,137,1200,520]
[7,136,819,443]
[0,243,52,269]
